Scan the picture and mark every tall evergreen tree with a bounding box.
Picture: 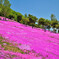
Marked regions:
[1,0,11,17]
[51,14,57,21]
[25,13,27,18]
[4,0,11,7]
[0,0,3,4]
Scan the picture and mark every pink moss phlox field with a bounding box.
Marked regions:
[0,18,59,59]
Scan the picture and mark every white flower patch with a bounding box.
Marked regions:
[0,23,3,25]
[5,37,9,39]
[18,44,31,50]
[7,32,11,34]
[3,43,7,45]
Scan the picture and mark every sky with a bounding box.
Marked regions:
[9,0,59,20]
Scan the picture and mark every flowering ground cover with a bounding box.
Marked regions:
[0,20,59,59]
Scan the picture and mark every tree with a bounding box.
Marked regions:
[30,23,35,28]
[0,0,3,5]
[44,19,51,30]
[55,24,59,33]
[2,6,11,17]
[0,2,4,16]
[17,15,22,22]
[56,24,59,29]
[34,24,39,28]
[21,18,29,25]
[51,20,58,28]
[0,0,11,17]
[38,18,45,25]
[8,15,14,19]
[3,0,11,7]
[0,7,3,16]
[24,13,27,18]
[45,19,51,26]
[28,14,38,25]
[51,14,57,21]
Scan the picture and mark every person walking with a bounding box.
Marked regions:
[44,25,47,32]
[47,24,51,31]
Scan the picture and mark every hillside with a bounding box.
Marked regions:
[0,20,59,59]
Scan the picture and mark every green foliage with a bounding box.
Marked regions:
[28,14,38,25]
[8,9,23,21]
[30,23,35,26]
[56,24,59,29]
[3,0,11,7]
[0,0,11,17]
[51,20,58,28]
[47,25,51,30]
[0,8,2,16]
[0,0,11,7]
[58,30,59,33]
[2,6,11,17]
[21,18,29,25]
[24,13,27,18]
[0,4,3,16]
[8,15,14,19]
[17,15,22,22]
[0,0,3,4]
[51,14,57,21]
[45,19,51,26]
[34,24,40,28]
[38,18,45,25]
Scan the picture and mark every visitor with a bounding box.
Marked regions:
[47,25,51,31]
[0,18,1,20]
[32,23,34,28]
[32,26,34,28]
[3,18,5,21]
[44,25,47,32]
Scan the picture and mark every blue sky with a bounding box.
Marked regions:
[9,0,59,20]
